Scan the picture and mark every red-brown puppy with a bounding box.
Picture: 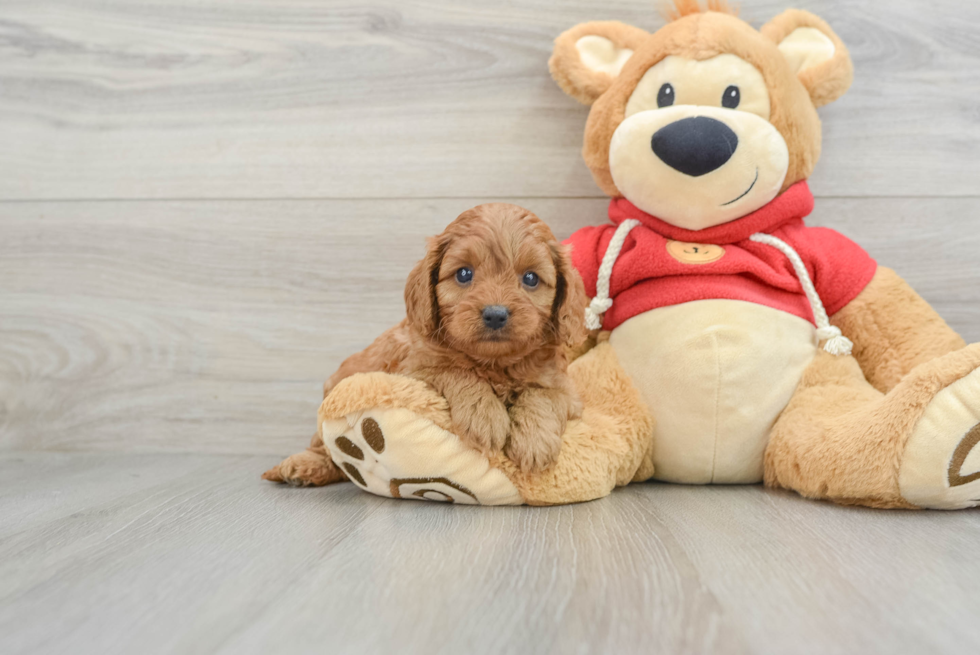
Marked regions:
[326,203,589,471]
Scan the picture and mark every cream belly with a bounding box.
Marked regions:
[609,299,818,484]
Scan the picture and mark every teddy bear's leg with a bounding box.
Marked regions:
[765,344,980,509]
[262,341,653,505]
[498,339,656,505]
[262,432,348,487]
[831,267,967,393]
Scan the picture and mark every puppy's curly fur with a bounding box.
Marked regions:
[264,204,590,484]
[329,203,589,471]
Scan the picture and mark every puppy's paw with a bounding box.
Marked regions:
[451,395,510,457]
[506,412,563,473]
[263,450,347,487]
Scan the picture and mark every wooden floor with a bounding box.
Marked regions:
[2,1,979,653]
[2,452,979,655]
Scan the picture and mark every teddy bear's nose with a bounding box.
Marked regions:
[651,116,739,177]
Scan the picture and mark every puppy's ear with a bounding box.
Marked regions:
[549,21,649,105]
[405,234,449,337]
[550,244,590,348]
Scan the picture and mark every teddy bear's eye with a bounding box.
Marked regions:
[657,83,675,108]
[722,85,740,109]
[455,267,473,284]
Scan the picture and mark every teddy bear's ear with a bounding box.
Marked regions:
[761,9,854,108]
[549,21,650,105]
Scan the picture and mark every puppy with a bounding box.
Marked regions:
[325,203,590,472]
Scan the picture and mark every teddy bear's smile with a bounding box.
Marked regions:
[721,167,759,206]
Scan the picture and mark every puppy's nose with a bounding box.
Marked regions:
[651,116,738,177]
[482,305,510,331]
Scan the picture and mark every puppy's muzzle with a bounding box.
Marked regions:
[651,116,738,177]
[482,305,510,331]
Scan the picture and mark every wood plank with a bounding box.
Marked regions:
[0,451,243,539]
[0,0,978,200]
[0,452,384,655]
[612,484,980,655]
[2,197,979,454]
[0,453,978,655]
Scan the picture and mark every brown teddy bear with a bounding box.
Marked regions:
[266,2,980,510]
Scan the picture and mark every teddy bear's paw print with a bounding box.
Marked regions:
[332,419,384,489]
[900,367,980,510]
[320,409,523,505]
[948,425,980,492]
[324,416,390,494]
[389,477,477,503]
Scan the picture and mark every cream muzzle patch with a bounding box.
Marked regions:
[610,106,789,230]
[610,55,789,230]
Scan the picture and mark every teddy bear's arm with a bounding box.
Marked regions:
[831,267,966,393]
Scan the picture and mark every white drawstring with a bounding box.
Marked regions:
[584,222,852,356]
[585,219,640,330]
[749,233,853,356]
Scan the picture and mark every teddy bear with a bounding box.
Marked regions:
[265,1,980,510]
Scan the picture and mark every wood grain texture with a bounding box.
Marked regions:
[0,0,978,200]
[2,197,979,455]
[0,452,977,655]
[2,5,979,654]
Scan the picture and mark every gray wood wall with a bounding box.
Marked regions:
[2,0,979,455]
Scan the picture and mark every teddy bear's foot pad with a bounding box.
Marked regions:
[900,367,980,509]
[321,408,523,505]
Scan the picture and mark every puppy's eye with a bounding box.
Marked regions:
[522,271,539,288]
[657,83,675,108]
[722,85,740,109]
[455,267,473,284]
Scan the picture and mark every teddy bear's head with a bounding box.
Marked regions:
[549,1,853,230]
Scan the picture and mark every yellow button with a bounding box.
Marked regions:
[666,240,726,265]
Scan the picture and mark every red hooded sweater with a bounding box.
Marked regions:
[566,182,877,331]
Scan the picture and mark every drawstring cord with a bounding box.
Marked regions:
[584,219,640,330]
[749,233,853,356]
[582,222,853,357]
